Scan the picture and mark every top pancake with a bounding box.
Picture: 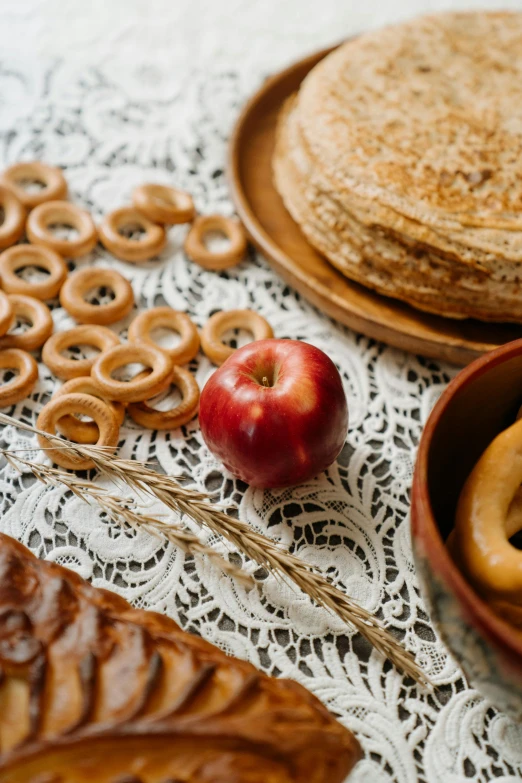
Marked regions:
[298,12,522,231]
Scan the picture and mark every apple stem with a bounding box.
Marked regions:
[262,376,270,387]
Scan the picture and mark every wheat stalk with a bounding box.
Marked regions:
[0,411,431,687]
[1,450,252,587]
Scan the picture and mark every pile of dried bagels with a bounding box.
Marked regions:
[0,162,273,470]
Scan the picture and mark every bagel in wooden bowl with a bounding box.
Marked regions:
[412,339,522,719]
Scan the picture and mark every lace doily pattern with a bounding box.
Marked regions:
[0,48,520,783]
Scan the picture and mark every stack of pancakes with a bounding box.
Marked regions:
[273,12,522,322]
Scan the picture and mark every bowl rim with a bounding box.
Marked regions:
[412,337,522,663]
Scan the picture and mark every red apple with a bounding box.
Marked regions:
[199,339,348,488]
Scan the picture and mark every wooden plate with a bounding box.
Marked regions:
[228,46,522,366]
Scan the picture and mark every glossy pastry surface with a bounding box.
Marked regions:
[0,533,361,783]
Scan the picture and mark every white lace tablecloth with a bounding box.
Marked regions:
[1,1,522,781]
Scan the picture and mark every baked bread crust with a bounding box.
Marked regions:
[0,534,361,783]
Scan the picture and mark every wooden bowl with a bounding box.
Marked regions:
[412,339,522,717]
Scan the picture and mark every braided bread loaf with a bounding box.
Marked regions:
[0,534,361,782]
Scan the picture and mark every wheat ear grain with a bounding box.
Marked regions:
[1,450,252,586]
[0,411,431,687]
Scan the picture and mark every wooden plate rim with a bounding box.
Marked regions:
[227,45,522,366]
